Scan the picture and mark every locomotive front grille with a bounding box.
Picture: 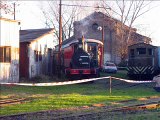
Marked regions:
[127,66,154,74]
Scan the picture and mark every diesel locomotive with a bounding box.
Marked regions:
[127,42,160,80]
[53,36,103,79]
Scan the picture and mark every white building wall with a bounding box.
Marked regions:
[28,34,55,78]
[0,18,20,83]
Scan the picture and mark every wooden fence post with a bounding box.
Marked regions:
[110,76,112,94]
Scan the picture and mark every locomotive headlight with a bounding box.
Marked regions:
[79,44,83,48]
[79,58,82,61]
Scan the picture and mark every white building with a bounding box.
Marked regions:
[0,18,20,83]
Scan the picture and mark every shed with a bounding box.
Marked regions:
[20,28,56,78]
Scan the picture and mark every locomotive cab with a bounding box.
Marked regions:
[70,38,98,69]
[127,43,159,80]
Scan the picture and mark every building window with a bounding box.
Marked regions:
[39,51,42,61]
[34,50,42,62]
[34,50,38,62]
[92,23,98,31]
[0,46,11,63]
[137,48,146,55]
[39,45,42,61]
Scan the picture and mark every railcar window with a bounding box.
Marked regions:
[148,48,153,55]
[137,48,146,55]
[130,49,134,57]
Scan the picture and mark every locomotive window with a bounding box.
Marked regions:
[148,48,153,55]
[137,48,146,55]
[87,43,97,59]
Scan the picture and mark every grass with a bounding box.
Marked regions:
[0,70,159,116]
[100,70,128,78]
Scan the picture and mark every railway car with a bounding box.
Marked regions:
[127,43,160,80]
[53,36,103,79]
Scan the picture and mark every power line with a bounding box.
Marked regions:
[61,3,111,10]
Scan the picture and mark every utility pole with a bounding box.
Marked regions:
[58,0,62,77]
[13,2,16,20]
[102,14,104,65]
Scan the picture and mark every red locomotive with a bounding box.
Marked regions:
[53,36,103,79]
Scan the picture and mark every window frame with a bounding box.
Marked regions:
[137,48,146,55]
[0,46,11,63]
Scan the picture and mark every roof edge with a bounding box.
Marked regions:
[0,17,20,23]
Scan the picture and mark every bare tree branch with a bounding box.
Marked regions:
[39,1,84,42]
[101,0,152,61]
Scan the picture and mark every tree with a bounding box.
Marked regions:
[100,0,153,62]
[0,0,19,19]
[0,0,13,15]
[39,1,86,42]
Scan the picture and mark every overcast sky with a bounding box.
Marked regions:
[8,1,160,46]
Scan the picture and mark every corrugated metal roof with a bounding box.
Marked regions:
[62,36,76,46]
[55,36,76,50]
[128,42,156,48]
[20,28,54,42]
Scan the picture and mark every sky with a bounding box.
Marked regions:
[133,1,160,46]
[3,0,160,46]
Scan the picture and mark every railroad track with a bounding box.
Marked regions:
[53,101,160,120]
[0,98,28,107]
[0,99,159,120]
[110,102,160,112]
